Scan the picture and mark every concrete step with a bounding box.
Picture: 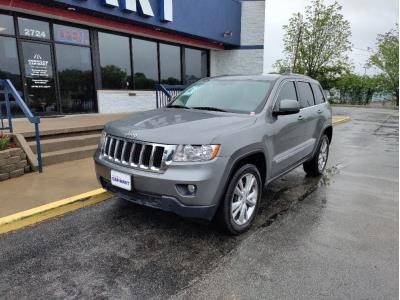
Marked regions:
[42,145,98,166]
[29,133,101,154]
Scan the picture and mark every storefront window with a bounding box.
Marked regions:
[160,43,181,84]
[132,38,158,90]
[98,32,131,90]
[18,17,50,40]
[0,14,14,35]
[53,24,90,46]
[55,44,94,113]
[0,36,23,115]
[21,41,57,113]
[184,48,208,84]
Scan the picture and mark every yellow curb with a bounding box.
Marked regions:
[333,116,351,125]
[0,188,112,235]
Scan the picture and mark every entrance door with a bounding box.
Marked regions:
[21,41,58,114]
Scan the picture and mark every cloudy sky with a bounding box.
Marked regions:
[263,0,399,75]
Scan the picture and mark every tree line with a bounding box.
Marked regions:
[274,0,399,105]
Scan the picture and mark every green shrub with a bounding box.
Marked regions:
[0,131,10,151]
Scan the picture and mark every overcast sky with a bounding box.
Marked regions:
[263,0,399,75]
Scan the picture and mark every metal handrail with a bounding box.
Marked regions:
[155,84,186,108]
[0,79,43,173]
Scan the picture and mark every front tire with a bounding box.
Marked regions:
[303,134,330,176]
[217,164,262,235]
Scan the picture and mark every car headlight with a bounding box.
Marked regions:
[173,145,220,162]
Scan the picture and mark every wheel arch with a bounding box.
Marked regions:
[218,146,268,204]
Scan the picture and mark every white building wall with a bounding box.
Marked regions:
[98,90,156,113]
[210,0,265,76]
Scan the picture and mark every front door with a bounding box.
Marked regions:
[21,41,58,114]
[270,80,310,178]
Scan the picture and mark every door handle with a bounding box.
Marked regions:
[298,115,304,120]
[317,109,323,114]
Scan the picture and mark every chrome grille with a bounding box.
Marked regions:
[101,135,175,173]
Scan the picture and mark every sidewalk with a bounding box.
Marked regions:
[10,113,130,137]
[0,157,100,217]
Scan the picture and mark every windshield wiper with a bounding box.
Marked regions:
[167,104,191,109]
[192,106,227,112]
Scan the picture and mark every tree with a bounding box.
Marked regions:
[369,26,399,105]
[274,0,352,82]
[334,73,383,105]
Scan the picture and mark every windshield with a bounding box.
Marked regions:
[169,79,272,114]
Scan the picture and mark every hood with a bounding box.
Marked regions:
[104,108,257,144]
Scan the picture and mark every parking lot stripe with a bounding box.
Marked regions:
[0,189,111,235]
[332,116,351,125]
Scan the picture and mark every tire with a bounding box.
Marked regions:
[303,134,330,176]
[217,164,262,235]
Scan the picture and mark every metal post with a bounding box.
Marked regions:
[0,97,4,129]
[4,92,13,133]
[35,122,43,173]
[156,88,159,108]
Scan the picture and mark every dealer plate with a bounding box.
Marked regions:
[111,170,132,191]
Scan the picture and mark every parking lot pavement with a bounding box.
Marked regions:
[0,107,398,299]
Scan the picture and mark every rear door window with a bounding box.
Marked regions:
[297,82,315,108]
[311,83,325,104]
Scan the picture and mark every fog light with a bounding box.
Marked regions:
[176,184,197,196]
[187,184,196,193]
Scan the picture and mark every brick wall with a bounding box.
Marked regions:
[210,0,265,76]
[0,148,30,181]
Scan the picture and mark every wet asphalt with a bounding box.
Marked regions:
[0,107,398,299]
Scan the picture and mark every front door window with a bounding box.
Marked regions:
[21,41,57,114]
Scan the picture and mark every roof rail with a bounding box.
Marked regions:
[281,72,313,79]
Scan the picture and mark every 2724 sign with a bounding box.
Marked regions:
[23,28,47,39]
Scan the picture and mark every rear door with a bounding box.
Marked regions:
[295,81,319,157]
[311,82,328,133]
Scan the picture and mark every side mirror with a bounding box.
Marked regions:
[274,99,300,115]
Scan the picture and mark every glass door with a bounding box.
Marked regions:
[21,41,58,114]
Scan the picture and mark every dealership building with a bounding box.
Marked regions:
[0,0,266,115]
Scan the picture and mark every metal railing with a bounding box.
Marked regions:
[0,79,43,173]
[155,84,186,108]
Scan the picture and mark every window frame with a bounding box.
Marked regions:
[295,81,316,108]
[0,13,15,36]
[272,79,299,112]
[183,47,209,84]
[95,27,210,90]
[98,31,132,90]
[311,83,326,105]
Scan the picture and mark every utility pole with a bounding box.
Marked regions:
[292,13,303,73]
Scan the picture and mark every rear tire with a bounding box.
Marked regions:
[303,135,329,176]
[217,164,262,235]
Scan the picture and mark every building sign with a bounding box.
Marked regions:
[57,28,85,44]
[26,53,51,89]
[22,28,47,38]
[104,0,173,21]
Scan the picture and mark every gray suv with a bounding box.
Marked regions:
[94,74,332,234]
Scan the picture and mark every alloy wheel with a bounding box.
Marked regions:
[318,138,328,172]
[231,173,258,226]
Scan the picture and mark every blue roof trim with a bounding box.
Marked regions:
[235,45,264,50]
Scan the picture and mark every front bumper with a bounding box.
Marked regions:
[94,150,229,220]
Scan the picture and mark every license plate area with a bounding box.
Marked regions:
[111,170,132,191]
